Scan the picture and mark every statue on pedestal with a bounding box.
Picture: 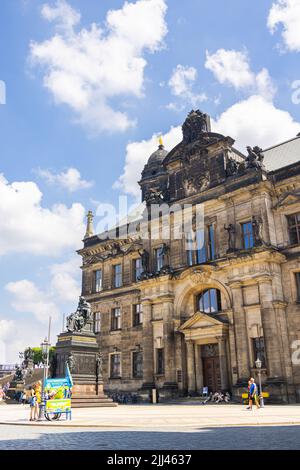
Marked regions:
[96,353,103,382]
[224,224,236,252]
[66,296,92,333]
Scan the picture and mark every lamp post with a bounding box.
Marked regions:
[38,337,50,420]
[255,357,264,408]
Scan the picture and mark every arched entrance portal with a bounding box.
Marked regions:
[176,277,232,395]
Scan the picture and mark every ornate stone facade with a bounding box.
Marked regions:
[78,110,300,403]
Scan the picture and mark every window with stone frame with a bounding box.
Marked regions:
[295,272,300,302]
[113,264,122,288]
[207,224,216,260]
[133,303,143,326]
[94,269,102,293]
[154,246,164,271]
[242,221,254,249]
[287,213,300,245]
[196,228,206,263]
[252,337,266,368]
[156,348,164,375]
[133,258,143,282]
[185,230,195,266]
[111,307,121,331]
[94,312,101,333]
[110,353,121,378]
[132,351,143,378]
[197,288,222,314]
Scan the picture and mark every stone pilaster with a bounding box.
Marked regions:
[230,282,250,383]
[141,301,154,389]
[186,341,196,394]
[217,336,229,390]
[258,278,283,379]
[162,299,177,389]
[194,344,203,391]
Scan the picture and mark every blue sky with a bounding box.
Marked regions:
[1,0,300,362]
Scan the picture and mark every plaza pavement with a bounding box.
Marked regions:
[1,403,300,428]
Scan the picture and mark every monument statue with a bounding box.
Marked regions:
[140,249,150,274]
[66,296,92,333]
[13,364,24,382]
[66,353,75,373]
[224,224,236,252]
[96,353,103,381]
[182,109,210,144]
[245,146,265,170]
[252,216,264,246]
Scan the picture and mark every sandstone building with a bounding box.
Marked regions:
[78,110,300,402]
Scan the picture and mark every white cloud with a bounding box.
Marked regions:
[212,94,300,151]
[0,320,15,363]
[0,173,85,256]
[41,0,81,32]
[268,0,300,52]
[205,49,276,100]
[167,64,207,109]
[50,257,81,302]
[36,167,94,192]
[113,126,182,198]
[29,0,168,134]
[5,280,60,324]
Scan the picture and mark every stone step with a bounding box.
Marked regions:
[72,398,114,403]
[72,402,117,408]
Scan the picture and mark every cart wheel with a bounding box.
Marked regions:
[45,413,61,421]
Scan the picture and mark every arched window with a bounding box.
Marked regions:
[197,288,222,314]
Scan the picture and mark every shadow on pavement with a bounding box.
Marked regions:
[0,425,299,450]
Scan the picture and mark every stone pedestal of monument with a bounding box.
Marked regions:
[55,306,116,407]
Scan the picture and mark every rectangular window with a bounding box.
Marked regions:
[196,229,206,263]
[133,258,143,282]
[113,264,122,288]
[242,222,254,249]
[133,304,143,326]
[110,353,121,378]
[155,247,164,271]
[252,337,266,368]
[185,231,195,266]
[156,348,164,375]
[94,270,102,292]
[94,312,101,333]
[287,213,300,245]
[132,351,143,378]
[207,224,215,260]
[295,272,300,301]
[111,308,121,331]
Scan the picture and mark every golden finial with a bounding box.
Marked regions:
[158,135,164,147]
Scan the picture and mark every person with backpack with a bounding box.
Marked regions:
[29,388,39,421]
[247,377,260,410]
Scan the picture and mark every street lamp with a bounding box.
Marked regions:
[255,357,264,408]
[38,337,50,420]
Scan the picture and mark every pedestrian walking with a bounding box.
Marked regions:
[21,390,27,405]
[247,377,260,410]
[29,387,39,421]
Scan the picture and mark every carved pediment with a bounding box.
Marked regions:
[274,191,300,209]
[179,311,225,331]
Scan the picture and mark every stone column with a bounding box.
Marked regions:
[186,341,196,394]
[141,301,154,389]
[258,277,283,379]
[217,336,229,390]
[162,300,177,389]
[230,282,250,383]
[194,344,203,391]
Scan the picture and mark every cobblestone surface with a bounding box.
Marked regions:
[0,424,300,450]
